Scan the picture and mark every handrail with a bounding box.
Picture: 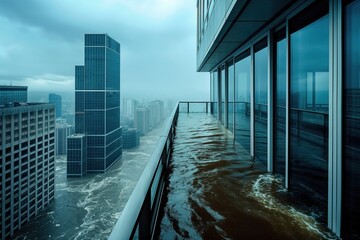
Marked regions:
[179,101,211,113]
[108,102,179,240]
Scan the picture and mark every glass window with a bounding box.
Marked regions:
[254,41,268,165]
[221,67,226,125]
[85,47,105,90]
[274,30,286,177]
[290,13,329,224]
[343,0,360,238]
[228,62,234,133]
[234,52,251,153]
[212,71,218,116]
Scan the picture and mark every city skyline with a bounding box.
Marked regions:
[0,0,209,101]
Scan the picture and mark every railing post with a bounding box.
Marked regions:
[206,102,208,113]
[139,190,151,239]
[187,102,189,113]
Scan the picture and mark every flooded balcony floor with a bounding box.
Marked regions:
[157,113,332,239]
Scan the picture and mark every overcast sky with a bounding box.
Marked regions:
[0,0,209,101]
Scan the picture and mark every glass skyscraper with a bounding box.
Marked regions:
[49,93,62,118]
[68,34,122,176]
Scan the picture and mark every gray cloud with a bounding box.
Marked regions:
[0,0,209,101]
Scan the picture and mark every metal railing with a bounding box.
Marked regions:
[179,101,211,113]
[108,102,179,240]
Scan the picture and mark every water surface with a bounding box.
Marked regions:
[158,113,333,239]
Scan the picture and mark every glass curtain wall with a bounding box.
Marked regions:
[210,73,214,113]
[221,67,226,124]
[343,0,360,237]
[290,11,329,223]
[228,61,234,133]
[212,71,218,116]
[234,51,251,153]
[254,41,268,165]
[274,31,286,176]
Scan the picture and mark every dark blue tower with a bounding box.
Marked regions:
[70,34,122,175]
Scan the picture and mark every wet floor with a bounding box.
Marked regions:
[158,113,334,239]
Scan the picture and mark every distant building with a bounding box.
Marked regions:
[55,118,72,156]
[122,98,138,118]
[148,100,164,129]
[49,93,62,118]
[0,85,27,105]
[68,33,122,177]
[123,128,140,149]
[134,107,149,136]
[0,102,55,239]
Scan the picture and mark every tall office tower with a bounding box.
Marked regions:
[122,98,138,118]
[0,85,28,105]
[68,34,122,176]
[134,107,150,136]
[0,102,55,239]
[55,118,71,156]
[148,100,164,129]
[49,93,62,118]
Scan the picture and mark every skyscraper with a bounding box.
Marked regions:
[0,102,55,239]
[68,34,122,176]
[0,85,27,105]
[49,93,62,118]
[55,118,72,156]
[134,107,149,136]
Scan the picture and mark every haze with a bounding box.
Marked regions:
[0,0,209,101]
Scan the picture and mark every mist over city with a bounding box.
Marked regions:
[0,0,209,102]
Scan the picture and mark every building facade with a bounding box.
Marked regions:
[49,93,62,118]
[68,34,122,176]
[122,98,138,118]
[67,134,87,177]
[123,128,140,149]
[55,118,71,156]
[197,0,359,238]
[134,107,149,136]
[148,100,164,129]
[0,86,27,105]
[0,103,55,239]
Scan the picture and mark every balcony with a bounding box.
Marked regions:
[109,102,333,239]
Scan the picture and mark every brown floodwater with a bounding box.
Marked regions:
[157,113,335,239]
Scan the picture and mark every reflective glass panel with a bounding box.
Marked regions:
[234,55,251,153]
[254,46,268,165]
[213,71,218,116]
[221,67,226,125]
[343,0,360,238]
[274,37,286,176]
[290,15,329,223]
[228,63,234,133]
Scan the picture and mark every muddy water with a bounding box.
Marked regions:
[158,113,334,239]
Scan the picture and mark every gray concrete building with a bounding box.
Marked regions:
[0,102,55,239]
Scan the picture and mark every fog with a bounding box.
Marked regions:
[0,0,209,102]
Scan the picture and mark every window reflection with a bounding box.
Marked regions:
[254,46,268,165]
[274,36,286,176]
[221,68,226,124]
[213,71,218,116]
[290,14,329,223]
[234,54,251,153]
[228,63,234,133]
[343,0,360,237]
